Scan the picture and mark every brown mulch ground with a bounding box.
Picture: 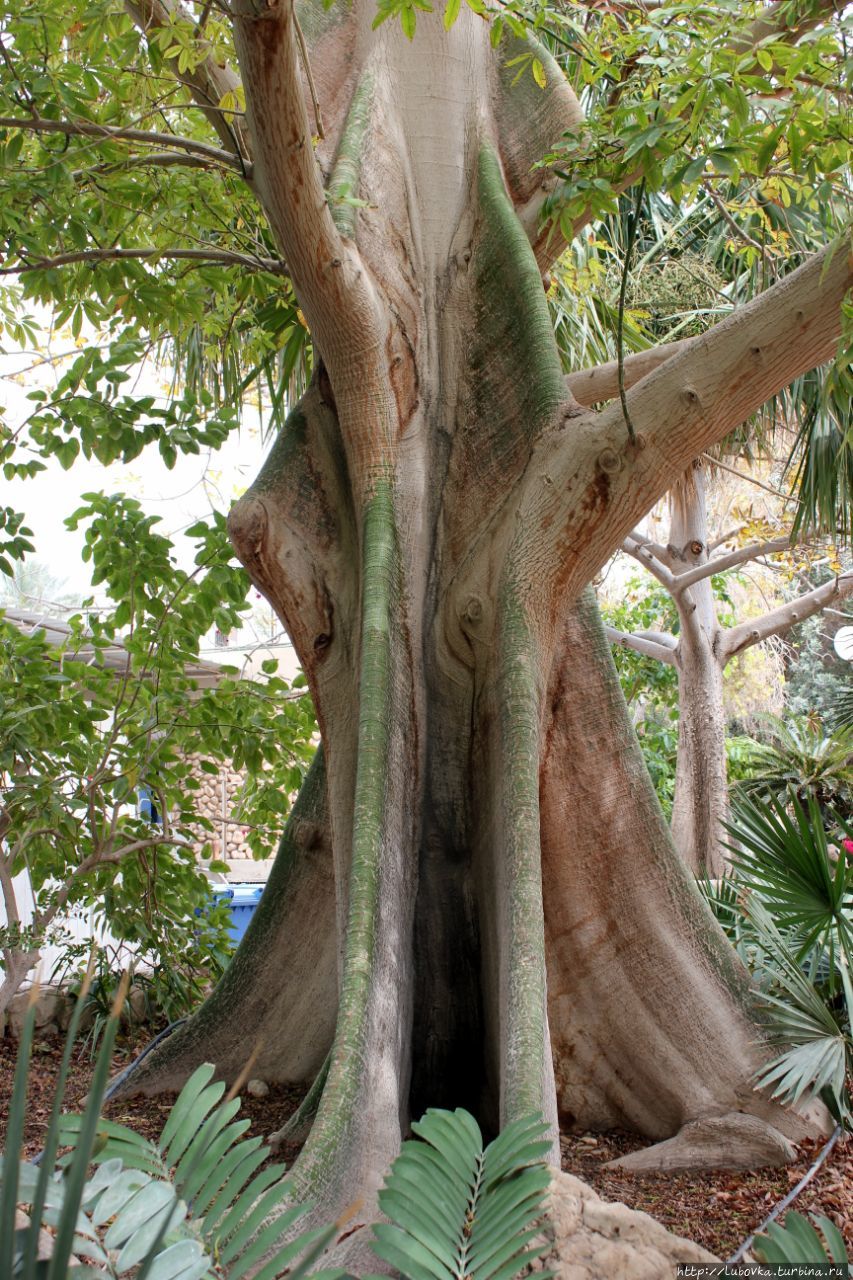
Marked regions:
[559,1128,853,1260]
[2,1030,852,1262]
[0,1029,308,1171]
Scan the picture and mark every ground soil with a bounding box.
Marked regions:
[2,1028,851,1262]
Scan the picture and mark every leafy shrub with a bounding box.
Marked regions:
[733,714,853,818]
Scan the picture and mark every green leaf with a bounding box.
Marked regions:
[443,0,460,29]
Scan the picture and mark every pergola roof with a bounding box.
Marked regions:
[1,607,225,690]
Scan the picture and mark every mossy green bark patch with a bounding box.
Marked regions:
[328,73,374,239]
[497,584,550,1121]
[292,477,399,1195]
[252,406,308,495]
[458,144,567,503]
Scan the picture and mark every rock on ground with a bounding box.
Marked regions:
[529,1169,719,1279]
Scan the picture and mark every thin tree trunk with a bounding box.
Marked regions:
[668,465,729,877]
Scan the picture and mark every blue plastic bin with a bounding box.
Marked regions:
[209,884,265,945]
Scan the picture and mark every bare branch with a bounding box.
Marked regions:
[702,185,764,255]
[293,9,325,141]
[0,246,286,276]
[622,535,676,589]
[700,453,795,503]
[0,113,250,175]
[604,625,678,665]
[721,572,853,662]
[624,528,674,564]
[71,149,241,180]
[566,337,697,407]
[708,525,747,552]
[674,536,794,592]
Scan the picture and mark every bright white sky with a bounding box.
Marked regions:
[1,318,268,601]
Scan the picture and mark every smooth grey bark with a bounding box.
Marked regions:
[668,465,730,877]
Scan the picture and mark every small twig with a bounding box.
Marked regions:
[703,184,764,255]
[701,453,795,503]
[0,113,246,172]
[728,1125,843,1265]
[193,0,214,36]
[617,178,645,445]
[293,11,325,141]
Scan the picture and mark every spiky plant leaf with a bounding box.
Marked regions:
[371,1109,554,1280]
[725,788,853,965]
[744,899,851,1114]
[7,1011,347,1280]
[755,1209,849,1265]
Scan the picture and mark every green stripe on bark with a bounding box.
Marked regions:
[498,585,550,1121]
[290,477,398,1197]
[328,74,374,239]
[473,144,566,440]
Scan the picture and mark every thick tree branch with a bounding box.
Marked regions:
[230,0,389,486]
[0,246,286,276]
[0,114,249,175]
[125,0,253,161]
[721,572,853,662]
[604,625,678,664]
[230,3,356,319]
[566,338,697,407]
[519,238,852,610]
[674,536,794,592]
[71,149,240,179]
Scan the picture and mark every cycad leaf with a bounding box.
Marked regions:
[373,1110,552,1280]
[144,1239,210,1280]
[104,1181,177,1249]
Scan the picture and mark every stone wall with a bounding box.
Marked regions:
[186,755,253,862]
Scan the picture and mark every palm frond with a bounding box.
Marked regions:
[725,788,853,962]
[835,686,853,733]
[743,900,851,1114]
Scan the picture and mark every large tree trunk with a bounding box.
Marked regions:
[668,465,730,877]
[123,0,850,1244]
